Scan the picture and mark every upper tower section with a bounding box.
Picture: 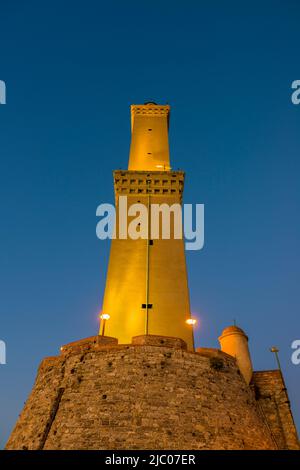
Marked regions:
[128,102,171,171]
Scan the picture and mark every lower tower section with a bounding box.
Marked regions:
[101,170,194,350]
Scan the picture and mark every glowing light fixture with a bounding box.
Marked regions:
[155,164,172,170]
[186,318,197,326]
[100,313,110,321]
[100,313,110,336]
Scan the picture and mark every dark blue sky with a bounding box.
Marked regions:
[0,0,299,447]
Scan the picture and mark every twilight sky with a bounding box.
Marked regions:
[0,0,299,447]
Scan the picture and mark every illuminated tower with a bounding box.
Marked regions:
[100,102,194,349]
[6,102,299,451]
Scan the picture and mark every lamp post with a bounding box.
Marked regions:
[100,313,110,336]
[186,318,197,351]
[270,346,282,372]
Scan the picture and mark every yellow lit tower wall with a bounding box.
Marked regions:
[100,103,195,350]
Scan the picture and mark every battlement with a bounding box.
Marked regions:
[131,104,170,131]
[113,170,184,202]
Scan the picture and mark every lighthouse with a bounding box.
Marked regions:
[100,103,195,349]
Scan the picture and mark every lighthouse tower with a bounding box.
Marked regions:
[100,102,194,350]
[6,102,299,451]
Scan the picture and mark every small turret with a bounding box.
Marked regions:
[219,325,253,384]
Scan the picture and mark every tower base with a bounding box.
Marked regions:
[5,335,297,450]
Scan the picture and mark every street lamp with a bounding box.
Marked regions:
[100,313,110,336]
[270,346,282,372]
[186,318,198,351]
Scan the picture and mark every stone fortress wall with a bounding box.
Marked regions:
[6,334,298,450]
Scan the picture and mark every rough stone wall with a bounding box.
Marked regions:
[6,335,278,450]
[252,370,299,450]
